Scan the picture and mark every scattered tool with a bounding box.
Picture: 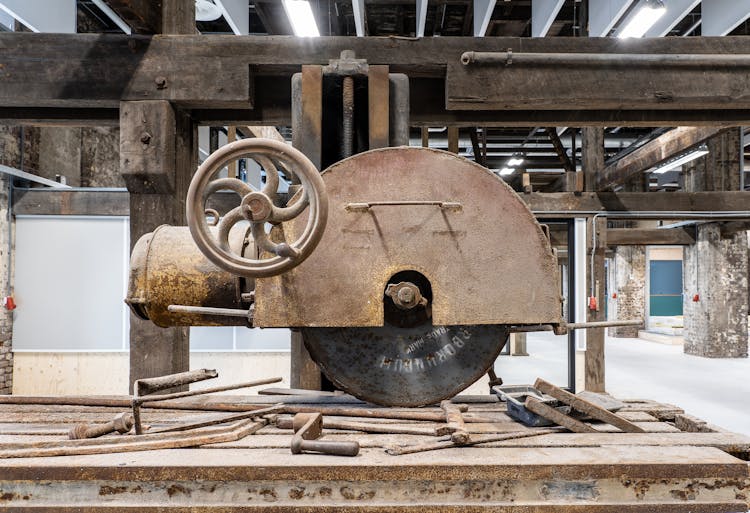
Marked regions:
[277,416,450,436]
[524,397,596,433]
[534,378,645,433]
[386,429,558,456]
[440,400,470,444]
[150,404,284,434]
[131,371,282,434]
[290,413,360,456]
[68,412,134,440]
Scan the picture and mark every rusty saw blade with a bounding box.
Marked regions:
[302,324,508,407]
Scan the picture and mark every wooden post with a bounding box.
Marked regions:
[582,127,604,193]
[581,127,606,392]
[121,100,196,392]
[447,127,459,154]
[421,127,429,148]
[585,216,607,392]
[511,333,528,356]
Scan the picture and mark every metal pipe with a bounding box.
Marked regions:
[565,319,642,329]
[461,51,750,67]
[534,211,750,220]
[168,304,252,318]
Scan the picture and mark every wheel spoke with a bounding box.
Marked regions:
[216,207,245,252]
[203,178,254,202]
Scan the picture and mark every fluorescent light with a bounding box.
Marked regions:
[507,157,524,166]
[617,0,665,38]
[195,0,222,22]
[282,0,320,37]
[650,146,709,175]
[499,167,515,176]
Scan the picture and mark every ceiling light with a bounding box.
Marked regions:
[282,0,320,37]
[507,152,525,167]
[617,0,665,38]
[499,167,515,176]
[195,0,222,22]
[649,145,709,175]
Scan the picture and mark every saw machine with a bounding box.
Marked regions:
[126,52,574,407]
[126,139,566,407]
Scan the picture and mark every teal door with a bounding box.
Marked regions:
[649,260,683,316]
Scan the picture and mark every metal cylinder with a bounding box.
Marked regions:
[126,225,254,327]
[342,76,354,158]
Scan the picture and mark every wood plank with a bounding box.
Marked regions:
[368,65,390,149]
[597,127,729,191]
[535,379,646,433]
[607,227,696,246]
[525,398,597,433]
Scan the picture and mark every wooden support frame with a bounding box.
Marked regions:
[598,127,729,190]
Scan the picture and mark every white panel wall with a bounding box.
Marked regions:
[14,216,129,351]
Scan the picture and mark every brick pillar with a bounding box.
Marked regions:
[683,225,748,358]
[682,128,749,358]
[609,246,646,338]
[0,125,38,394]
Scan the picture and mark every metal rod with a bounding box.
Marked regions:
[342,76,354,158]
[386,429,559,455]
[0,164,71,189]
[150,404,284,434]
[168,304,252,318]
[135,369,218,396]
[565,319,642,330]
[461,51,750,67]
[346,201,462,211]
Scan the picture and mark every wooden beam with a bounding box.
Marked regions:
[6,34,750,123]
[447,127,459,153]
[15,190,750,219]
[241,126,285,142]
[597,127,729,191]
[607,227,696,245]
[546,127,574,173]
[11,188,129,216]
[102,0,161,33]
[719,220,750,237]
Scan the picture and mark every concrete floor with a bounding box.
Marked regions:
[494,332,750,437]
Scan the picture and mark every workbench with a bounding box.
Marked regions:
[0,394,748,511]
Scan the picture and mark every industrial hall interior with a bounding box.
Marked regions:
[0,0,750,511]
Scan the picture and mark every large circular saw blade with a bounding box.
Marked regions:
[302,324,508,407]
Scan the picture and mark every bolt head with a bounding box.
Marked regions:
[397,287,415,304]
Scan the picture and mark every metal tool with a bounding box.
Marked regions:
[68,412,134,440]
[277,416,450,436]
[386,429,558,456]
[131,373,282,434]
[440,400,470,444]
[290,413,360,456]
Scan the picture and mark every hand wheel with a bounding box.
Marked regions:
[186,138,328,278]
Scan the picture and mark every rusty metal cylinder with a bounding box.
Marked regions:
[126,225,254,327]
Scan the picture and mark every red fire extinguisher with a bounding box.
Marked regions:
[3,296,16,311]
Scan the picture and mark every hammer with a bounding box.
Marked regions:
[290,413,360,456]
[440,400,471,445]
[68,412,134,440]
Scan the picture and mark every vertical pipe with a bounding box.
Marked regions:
[342,76,354,158]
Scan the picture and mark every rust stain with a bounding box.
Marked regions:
[99,485,128,496]
[165,484,191,498]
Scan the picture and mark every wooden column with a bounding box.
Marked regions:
[121,100,196,392]
[581,127,606,392]
[585,217,607,392]
[447,127,459,153]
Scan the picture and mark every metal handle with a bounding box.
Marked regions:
[345,201,462,212]
[294,439,360,457]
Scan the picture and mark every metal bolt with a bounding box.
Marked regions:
[397,287,415,304]
[154,76,167,89]
[68,412,134,440]
[140,132,152,144]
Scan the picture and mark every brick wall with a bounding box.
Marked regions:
[609,246,646,338]
[0,174,10,393]
[683,224,749,358]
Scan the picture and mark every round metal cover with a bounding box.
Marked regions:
[302,324,509,407]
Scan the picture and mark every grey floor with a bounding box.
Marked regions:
[494,331,750,436]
